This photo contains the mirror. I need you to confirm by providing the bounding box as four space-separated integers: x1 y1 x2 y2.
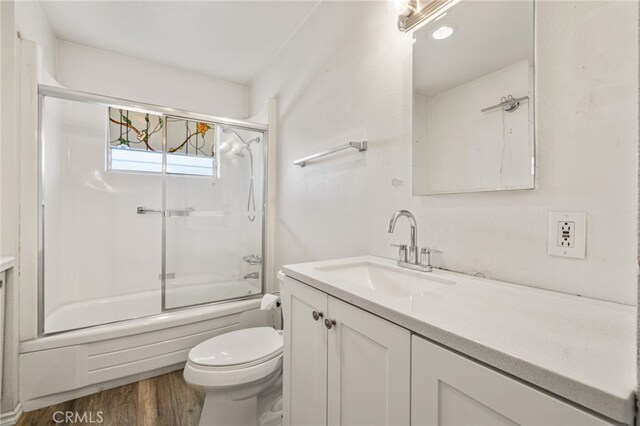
412 0 535 195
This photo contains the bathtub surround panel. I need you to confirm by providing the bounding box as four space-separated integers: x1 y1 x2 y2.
249 0 638 305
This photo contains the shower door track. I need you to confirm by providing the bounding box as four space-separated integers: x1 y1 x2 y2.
37 85 270 337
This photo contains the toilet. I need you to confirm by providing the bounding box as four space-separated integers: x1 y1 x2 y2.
184 326 283 426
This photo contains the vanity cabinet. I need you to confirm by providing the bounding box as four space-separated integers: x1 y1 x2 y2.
283 274 619 426
282 276 410 426
411 335 613 426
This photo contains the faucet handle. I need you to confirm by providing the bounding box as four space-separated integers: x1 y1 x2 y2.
421 247 442 255
420 247 442 271
390 244 408 263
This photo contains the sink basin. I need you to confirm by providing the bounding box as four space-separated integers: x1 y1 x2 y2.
316 261 454 298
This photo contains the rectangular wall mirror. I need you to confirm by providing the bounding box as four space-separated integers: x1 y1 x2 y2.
412 0 535 195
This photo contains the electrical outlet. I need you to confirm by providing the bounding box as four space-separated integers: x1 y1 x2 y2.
557 221 575 248
548 212 586 259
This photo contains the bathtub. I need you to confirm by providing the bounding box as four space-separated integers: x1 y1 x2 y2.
20 278 266 411
45 277 261 334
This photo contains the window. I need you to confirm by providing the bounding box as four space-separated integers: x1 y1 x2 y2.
107 107 217 177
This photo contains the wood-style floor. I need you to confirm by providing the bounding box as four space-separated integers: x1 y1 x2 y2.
17 371 204 426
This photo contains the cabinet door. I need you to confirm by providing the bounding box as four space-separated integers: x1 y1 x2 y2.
411 335 613 426
282 276 328 426
327 296 411 426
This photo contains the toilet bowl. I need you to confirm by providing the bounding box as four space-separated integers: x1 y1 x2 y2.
184 326 283 426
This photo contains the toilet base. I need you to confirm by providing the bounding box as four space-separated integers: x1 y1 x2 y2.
200 395 258 426
195 366 283 426
199 388 283 426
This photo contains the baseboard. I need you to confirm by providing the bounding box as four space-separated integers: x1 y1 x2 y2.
0 403 23 426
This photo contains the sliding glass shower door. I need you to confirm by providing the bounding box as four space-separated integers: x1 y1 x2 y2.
41 91 265 334
164 123 265 309
42 96 164 333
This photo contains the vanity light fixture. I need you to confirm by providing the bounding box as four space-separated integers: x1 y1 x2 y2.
388 0 416 16
431 24 456 40
397 0 461 32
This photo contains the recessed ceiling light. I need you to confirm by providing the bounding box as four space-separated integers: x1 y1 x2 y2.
431 24 457 40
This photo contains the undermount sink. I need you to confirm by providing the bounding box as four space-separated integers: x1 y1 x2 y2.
316 261 455 298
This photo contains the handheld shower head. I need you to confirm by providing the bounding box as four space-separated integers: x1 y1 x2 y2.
223 127 260 149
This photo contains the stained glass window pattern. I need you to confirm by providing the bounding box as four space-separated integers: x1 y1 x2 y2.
107 107 217 177
109 108 164 152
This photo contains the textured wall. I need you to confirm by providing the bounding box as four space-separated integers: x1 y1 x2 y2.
15 1 56 75
56 40 249 119
250 1 638 305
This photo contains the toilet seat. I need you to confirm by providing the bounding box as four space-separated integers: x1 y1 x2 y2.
189 327 283 367
185 327 283 387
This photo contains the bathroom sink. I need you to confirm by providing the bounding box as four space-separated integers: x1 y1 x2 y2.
316 261 454 298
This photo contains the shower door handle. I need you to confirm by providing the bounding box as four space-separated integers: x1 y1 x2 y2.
137 207 163 215
167 207 194 217
137 207 194 216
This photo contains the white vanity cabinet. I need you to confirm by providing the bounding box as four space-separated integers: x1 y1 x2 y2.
282 276 411 426
411 335 613 426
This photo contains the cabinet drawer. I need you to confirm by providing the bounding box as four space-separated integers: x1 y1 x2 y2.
411 335 614 426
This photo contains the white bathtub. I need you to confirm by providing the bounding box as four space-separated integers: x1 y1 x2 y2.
21 284 266 411
45 277 261 334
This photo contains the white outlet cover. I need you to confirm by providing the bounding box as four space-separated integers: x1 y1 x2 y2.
548 212 586 259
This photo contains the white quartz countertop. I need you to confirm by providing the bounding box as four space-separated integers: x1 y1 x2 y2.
0 256 15 273
282 255 636 424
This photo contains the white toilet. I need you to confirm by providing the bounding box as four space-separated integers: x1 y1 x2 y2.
184 326 283 426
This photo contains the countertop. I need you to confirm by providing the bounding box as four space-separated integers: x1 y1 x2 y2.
0 256 15 273
283 255 636 424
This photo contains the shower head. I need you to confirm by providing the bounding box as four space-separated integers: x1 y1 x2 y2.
223 127 260 148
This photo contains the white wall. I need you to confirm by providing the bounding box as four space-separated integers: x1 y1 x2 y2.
250 0 638 305
56 40 249 119
15 0 56 75
0 0 21 416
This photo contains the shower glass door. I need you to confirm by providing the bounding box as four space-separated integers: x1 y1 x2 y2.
164 125 265 309
42 96 163 333
41 90 266 334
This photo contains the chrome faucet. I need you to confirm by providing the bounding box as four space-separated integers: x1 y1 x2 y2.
388 210 419 264
388 210 442 272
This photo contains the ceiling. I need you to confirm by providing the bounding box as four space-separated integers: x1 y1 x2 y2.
414 1 533 97
39 1 319 85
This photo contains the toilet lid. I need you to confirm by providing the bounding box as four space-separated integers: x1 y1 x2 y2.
189 327 283 367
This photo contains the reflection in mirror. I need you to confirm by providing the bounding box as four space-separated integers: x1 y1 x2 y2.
412 0 534 195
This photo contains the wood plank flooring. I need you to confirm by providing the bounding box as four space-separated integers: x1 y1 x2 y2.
17 371 204 426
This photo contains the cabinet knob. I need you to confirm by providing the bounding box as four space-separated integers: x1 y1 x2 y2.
312 310 324 321
324 318 336 330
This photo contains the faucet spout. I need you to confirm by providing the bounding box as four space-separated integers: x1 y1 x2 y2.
388 210 417 249
388 210 418 264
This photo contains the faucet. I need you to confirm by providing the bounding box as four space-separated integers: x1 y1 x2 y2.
388 210 419 264
387 210 441 272
243 272 259 280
